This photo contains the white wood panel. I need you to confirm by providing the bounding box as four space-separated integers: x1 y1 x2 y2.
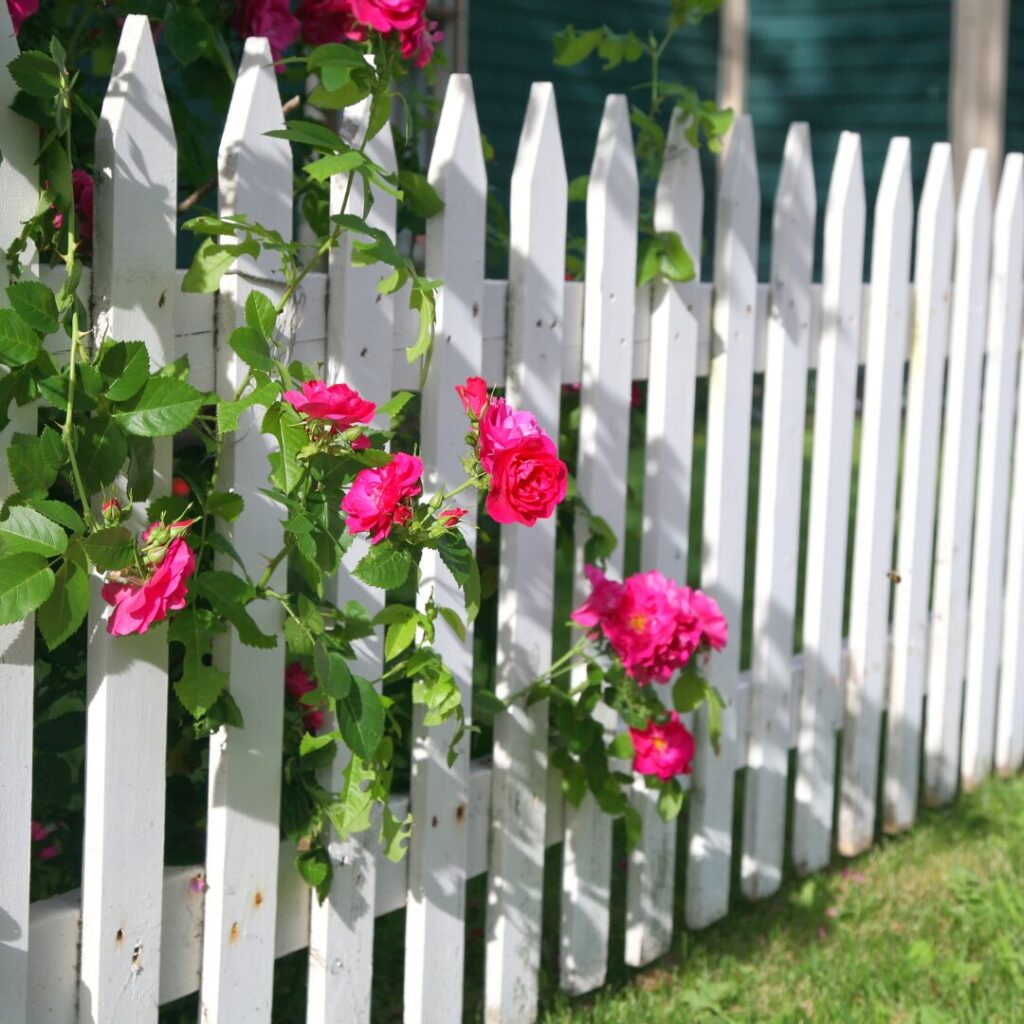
924 150 993 806
793 132 866 875
560 94 637 992
306 90 397 1024
685 115 759 928
624 117 702 967
961 153 1024 788
78 18 176 1024
484 82 566 1023
742 123 815 899
404 73 486 1024
0 6 40 1020
200 39 290 1024
838 138 913 857
882 144 955 833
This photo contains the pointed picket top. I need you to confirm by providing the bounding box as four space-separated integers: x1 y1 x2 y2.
824 132 866 255
771 122 816 295
875 137 913 247
511 81 567 205
961 152 1024 789
719 114 760 226
218 37 290 276
924 146 992 807
654 114 703 265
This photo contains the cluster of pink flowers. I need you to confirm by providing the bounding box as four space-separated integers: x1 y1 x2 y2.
342 451 423 543
628 712 695 781
458 376 569 528
285 662 325 732
7 0 37 34
101 520 196 637
283 378 375 447
235 0 442 66
31 820 59 862
52 169 95 242
572 565 727 685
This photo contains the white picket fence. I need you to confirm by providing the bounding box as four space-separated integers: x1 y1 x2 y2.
2 12 1024 1024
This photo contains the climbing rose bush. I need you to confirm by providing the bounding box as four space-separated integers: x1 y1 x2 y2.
343 451 424 543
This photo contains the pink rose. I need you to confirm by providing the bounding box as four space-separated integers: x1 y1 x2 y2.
455 376 489 418
296 0 439 65
30 820 59 861
53 170 94 241
342 451 422 544
234 0 301 62
101 536 195 636
690 588 728 651
7 0 38 34
282 379 376 431
285 661 325 733
629 712 695 780
486 434 567 527
477 396 544 473
296 0 360 45
440 507 467 528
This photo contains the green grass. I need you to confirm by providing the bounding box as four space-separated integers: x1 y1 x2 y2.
531 774 1024 1024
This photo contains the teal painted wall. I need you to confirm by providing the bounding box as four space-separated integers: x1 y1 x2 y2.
1008 1 1024 158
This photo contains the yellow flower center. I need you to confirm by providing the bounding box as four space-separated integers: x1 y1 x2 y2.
652 737 667 752
629 613 647 631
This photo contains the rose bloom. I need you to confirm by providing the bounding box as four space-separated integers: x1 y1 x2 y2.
629 712 695 781
31 820 59 862
285 662 324 733
455 376 489 418
7 0 38 34
296 0 440 65
477 396 544 473
440 506 467 528
53 170 95 241
171 476 191 497
101 535 196 637
234 0 300 62
282 379 376 431
572 566 728 684
486 434 567 527
342 451 422 544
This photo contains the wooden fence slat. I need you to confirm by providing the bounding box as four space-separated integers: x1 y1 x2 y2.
838 138 914 857
961 153 1024 788
78 18 176 1023
0 7 41 1020
484 82 566 1023
742 122 815 899
793 132 866 875
559 94 637 992
685 115 759 928
924 149 992 806
200 38 291 1023
624 116 702 967
882 144 955 833
404 73 486 1024
306 93 397 1024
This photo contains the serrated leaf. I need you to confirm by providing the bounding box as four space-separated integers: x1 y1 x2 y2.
608 732 635 760
380 806 412 862
0 552 55 624
0 505 67 557
7 427 65 495
8 50 61 99
352 541 413 590
553 26 606 66
295 848 332 903
437 605 466 642
76 416 127 491
338 674 384 759
261 403 308 495
397 170 443 218
181 237 261 293
37 555 89 649
205 491 244 521
305 151 365 181
100 341 151 402
385 616 417 660
112 377 203 437
266 119 347 152
6 282 58 335
195 570 277 649
228 325 273 371
313 644 352 699
127 434 155 501
437 530 480 620
174 664 230 718
0 308 41 366
80 526 135 570
245 290 278 339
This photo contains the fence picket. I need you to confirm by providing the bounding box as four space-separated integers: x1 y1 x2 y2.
404 73 486 1024
686 115 759 927
624 116 702 967
961 154 1024 788
0 7 41 1020
306 93 397 1024
924 150 992 806
484 82 566 1023
838 138 913 856
200 38 291 1023
560 94 637 992
77 18 176 1023
793 133 865 874
742 122 815 899
882 144 955 833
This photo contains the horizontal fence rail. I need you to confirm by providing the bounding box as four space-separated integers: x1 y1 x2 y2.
4 14 1024 1024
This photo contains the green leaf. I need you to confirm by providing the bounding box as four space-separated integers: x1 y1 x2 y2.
6 282 58 335
34 710 85 753
352 541 413 590
8 50 61 99
217 379 279 435
623 803 643 851
567 175 590 202
228 325 273 371
437 530 480 620
195 571 278 649
295 847 333 903
80 526 135 570
265 119 347 152
305 151 365 181
0 505 67 557
654 230 695 282
181 238 261 293
170 608 230 716
112 377 204 437
127 435 155 501
338 674 385 759
608 732 635 760
174 664 230 718
37 555 90 649
205 491 244 521
0 309 41 366
367 90 392 141
163 5 207 66
553 26 606 66
0 552 55 624
385 615 418 660
7 427 65 495
380 806 413 862
76 416 128 492
437 605 466 642
706 684 726 756
261 403 308 494
245 290 278 339
314 644 352 699
100 341 151 402
672 664 707 714
25 499 84 533
657 780 685 822
375 390 414 424
397 170 443 218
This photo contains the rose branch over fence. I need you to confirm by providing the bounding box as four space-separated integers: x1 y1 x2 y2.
3 12 1024 1024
